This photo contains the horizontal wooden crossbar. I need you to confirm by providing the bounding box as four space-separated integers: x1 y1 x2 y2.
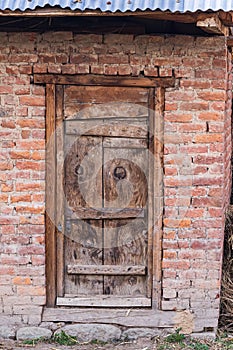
67 208 145 220
67 264 146 275
57 295 151 307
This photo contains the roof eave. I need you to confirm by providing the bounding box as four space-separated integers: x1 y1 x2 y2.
0 7 232 22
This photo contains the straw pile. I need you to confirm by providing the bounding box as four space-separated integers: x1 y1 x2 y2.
219 205 233 332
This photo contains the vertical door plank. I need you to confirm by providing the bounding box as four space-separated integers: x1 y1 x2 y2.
56 85 65 297
63 134 104 295
64 219 103 295
45 84 56 307
103 146 149 297
147 88 155 299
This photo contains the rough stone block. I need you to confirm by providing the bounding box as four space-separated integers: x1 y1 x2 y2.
16 327 52 341
56 324 121 342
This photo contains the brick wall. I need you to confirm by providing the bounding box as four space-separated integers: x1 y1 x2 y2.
0 32 231 332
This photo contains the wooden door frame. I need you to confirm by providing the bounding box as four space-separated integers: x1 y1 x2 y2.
34 74 175 312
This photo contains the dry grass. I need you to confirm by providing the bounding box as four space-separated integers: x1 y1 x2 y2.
219 205 233 333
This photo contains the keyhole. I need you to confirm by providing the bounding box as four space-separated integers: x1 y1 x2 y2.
113 166 126 180
74 165 83 176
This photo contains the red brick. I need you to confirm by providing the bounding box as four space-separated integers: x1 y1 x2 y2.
193 166 208 175
102 54 129 64
164 113 192 123
21 130 31 139
91 65 104 75
16 140 45 150
118 65 132 75
193 155 223 164
193 176 223 186
19 96 45 106
163 230 176 239
165 102 178 111
164 178 192 187
0 194 8 202
192 196 222 207
208 188 222 197
75 64 90 74
13 277 32 285
194 133 223 143
179 208 205 218
9 54 37 64
17 286 45 296
0 161 13 170
208 208 222 217
1 183 13 192
163 251 177 259
179 145 208 154
55 53 69 64
31 255 45 265
193 219 222 228
165 197 190 206
19 65 32 75
0 216 19 225
38 54 55 63
159 68 173 77
61 64 76 74
210 101 226 111
163 218 191 228
11 195 31 203
180 102 209 111
15 87 31 95
144 67 158 77
164 167 178 176
47 64 62 74
104 65 118 75
18 245 45 255
197 91 226 101
33 64 48 74
1 120 15 128
209 143 224 152
180 79 211 89
178 123 206 132
6 66 19 75
10 151 30 159
15 183 44 192
17 119 44 129
0 86 13 94
70 54 98 64
208 123 224 133
162 260 190 270
31 151 45 160
195 69 225 79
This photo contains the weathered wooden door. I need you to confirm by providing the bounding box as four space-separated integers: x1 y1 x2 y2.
54 84 155 307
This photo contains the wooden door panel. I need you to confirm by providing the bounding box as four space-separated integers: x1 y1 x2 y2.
64 86 149 118
65 119 148 139
64 219 103 295
103 218 148 297
64 135 102 210
103 137 148 149
57 84 154 307
103 147 148 209
64 103 149 120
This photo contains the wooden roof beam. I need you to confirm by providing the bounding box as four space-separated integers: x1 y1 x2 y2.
196 13 229 35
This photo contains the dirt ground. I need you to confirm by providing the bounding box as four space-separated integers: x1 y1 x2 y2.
1 335 233 350
0 338 155 350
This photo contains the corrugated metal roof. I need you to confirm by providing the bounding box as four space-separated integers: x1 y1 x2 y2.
1 0 233 13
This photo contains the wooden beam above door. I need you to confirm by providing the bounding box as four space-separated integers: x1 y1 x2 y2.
33 74 175 88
